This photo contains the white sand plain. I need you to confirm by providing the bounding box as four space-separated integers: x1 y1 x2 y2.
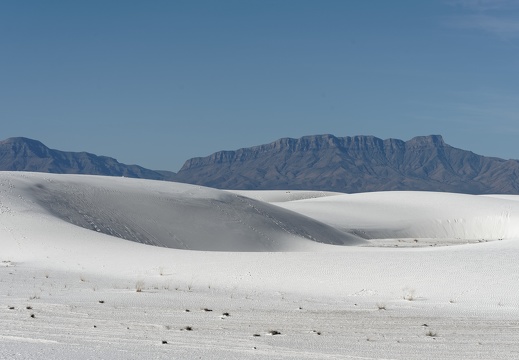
1 172 518 359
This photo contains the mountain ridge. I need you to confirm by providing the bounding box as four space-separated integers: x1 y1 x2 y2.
0 137 173 180
2 135 519 194
174 134 519 194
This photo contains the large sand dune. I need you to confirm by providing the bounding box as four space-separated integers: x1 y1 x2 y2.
1 172 518 359
275 191 519 241
3 172 362 251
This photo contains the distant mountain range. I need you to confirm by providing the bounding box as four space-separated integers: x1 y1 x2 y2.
0 137 176 181
2 135 519 194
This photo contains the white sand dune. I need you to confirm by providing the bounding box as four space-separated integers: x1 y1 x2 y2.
1 172 518 359
484 194 519 202
4 172 361 251
276 191 519 241
226 190 343 203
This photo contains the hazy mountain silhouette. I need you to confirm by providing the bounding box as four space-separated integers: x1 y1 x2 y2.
174 134 519 194
2 135 519 194
0 137 173 180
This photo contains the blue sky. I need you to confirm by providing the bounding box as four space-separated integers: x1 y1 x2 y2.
1 0 519 171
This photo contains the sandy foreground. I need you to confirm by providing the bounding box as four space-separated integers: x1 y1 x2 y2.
1 172 518 359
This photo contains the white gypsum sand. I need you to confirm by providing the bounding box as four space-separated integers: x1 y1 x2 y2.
0 172 518 359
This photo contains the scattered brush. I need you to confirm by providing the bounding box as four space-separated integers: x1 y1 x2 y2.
425 330 437 337
403 288 416 301
135 280 145 293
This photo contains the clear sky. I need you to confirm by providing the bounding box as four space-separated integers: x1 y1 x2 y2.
1 0 518 171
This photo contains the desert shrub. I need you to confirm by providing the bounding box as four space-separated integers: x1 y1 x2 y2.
425 330 437 337
135 280 145 292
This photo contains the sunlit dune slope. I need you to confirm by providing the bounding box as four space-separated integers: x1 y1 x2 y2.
277 191 519 240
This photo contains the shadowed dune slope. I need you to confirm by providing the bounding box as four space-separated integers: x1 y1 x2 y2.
6 173 363 251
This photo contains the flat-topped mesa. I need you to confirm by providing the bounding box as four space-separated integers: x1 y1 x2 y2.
175 134 519 194
180 135 448 170
180 135 389 170
405 135 446 148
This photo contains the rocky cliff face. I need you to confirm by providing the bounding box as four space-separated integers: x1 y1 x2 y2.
0 137 170 180
174 134 519 194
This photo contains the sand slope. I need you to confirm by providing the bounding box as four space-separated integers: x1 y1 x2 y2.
1 172 518 359
276 191 519 240
1 172 362 252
